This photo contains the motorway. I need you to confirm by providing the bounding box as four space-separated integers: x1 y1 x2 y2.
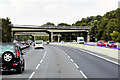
1 44 119 80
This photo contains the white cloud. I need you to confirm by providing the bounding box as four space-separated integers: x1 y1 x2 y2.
0 0 119 25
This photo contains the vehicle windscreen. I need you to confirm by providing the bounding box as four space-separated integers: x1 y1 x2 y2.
0 44 15 54
79 39 84 41
99 41 104 43
109 41 115 43
36 41 43 44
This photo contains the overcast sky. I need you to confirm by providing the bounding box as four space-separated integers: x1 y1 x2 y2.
0 0 119 25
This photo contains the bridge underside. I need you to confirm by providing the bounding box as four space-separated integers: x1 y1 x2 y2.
12 26 90 42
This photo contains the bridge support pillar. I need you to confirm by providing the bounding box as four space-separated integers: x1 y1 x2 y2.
32 36 35 42
11 31 15 41
58 35 60 42
87 33 90 42
49 32 53 42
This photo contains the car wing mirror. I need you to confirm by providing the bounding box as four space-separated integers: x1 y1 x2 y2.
22 52 26 55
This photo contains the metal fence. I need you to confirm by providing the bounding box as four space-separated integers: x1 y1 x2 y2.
14 25 91 30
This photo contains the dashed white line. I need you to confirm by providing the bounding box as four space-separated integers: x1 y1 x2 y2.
70 59 74 62
62 49 87 79
40 59 43 63
29 71 35 79
80 49 120 65
29 48 47 79
36 64 40 69
42 56 45 59
80 70 88 79
68 55 70 58
74 63 79 69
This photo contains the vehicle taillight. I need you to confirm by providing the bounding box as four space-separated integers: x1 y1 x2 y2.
16 50 20 57
13 63 17 66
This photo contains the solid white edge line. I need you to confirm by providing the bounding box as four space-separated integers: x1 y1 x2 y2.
74 63 79 68
70 59 74 62
29 71 35 79
36 64 40 69
79 49 120 65
80 70 88 79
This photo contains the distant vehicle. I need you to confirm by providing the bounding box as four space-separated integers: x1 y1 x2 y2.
47 41 49 44
107 41 117 48
13 40 17 43
34 40 44 49
77 37 84 44
72 40 77 43
21 41 25 44
27 40 32 45
0 43 26 74
97 41 106 46
60 40 64 43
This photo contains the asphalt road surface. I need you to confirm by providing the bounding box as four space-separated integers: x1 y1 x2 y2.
1 44 119 80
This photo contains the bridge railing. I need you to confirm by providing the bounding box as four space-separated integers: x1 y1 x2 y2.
13 25 91 30
39 26 91 29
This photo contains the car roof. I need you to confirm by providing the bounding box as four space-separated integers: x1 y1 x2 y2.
35 40 43 42
108 41 115 42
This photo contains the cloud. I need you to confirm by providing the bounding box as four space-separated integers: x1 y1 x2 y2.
0 0 119 25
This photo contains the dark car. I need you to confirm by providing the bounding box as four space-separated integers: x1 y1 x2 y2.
97 41 106 46
0 43 26 74
107 41 117 48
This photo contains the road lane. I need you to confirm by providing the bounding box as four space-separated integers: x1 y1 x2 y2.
2 45 84 79
32 45 83 78
2 46 46 78
52 45 119 78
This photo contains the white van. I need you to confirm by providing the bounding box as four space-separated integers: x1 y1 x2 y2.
77 37 84 44
34 40 44 49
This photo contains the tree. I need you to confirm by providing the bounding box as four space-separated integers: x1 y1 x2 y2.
57 23 71 26
2 17 12 42
41 22 55 27
110 31 119 42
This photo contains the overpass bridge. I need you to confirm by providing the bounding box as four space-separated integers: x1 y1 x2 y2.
12 25 91 42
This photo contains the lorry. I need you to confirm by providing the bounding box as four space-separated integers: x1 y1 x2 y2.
77 37 84 44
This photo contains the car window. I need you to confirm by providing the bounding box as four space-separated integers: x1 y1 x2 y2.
109 42 115 43
0 45 15 54
99 41 104 43
35 41 43 44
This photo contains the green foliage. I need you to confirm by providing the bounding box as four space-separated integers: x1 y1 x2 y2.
41 22 55 27
35 36 49 41
72 8 120 42
110 31 119 42
57 23 71 26
1 17 12 42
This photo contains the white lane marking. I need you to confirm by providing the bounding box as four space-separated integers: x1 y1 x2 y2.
68 55 70 58
70 59 74 62
29 48 47 79
79 49 120 65
40 59 43 63
36 64 40 69
29 71 35 79
80 70 88 79
42 56 45 59
74 63 79 69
